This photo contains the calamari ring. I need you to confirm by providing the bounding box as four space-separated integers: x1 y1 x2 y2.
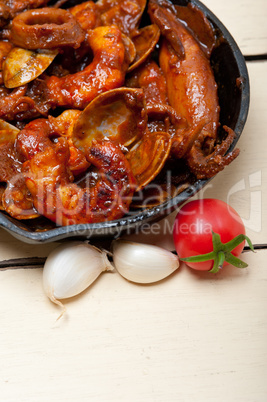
10 8 85 50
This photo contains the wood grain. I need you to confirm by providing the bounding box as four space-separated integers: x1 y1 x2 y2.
118 61 267 249
0 249 265 402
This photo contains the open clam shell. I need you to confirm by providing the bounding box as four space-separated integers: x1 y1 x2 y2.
3 47 58 88
72 87 147 151
131 182 190 209
127 131 172 191
128 24 161 72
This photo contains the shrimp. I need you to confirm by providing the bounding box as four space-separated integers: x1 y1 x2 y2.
17 117 136 225
45 25 129 110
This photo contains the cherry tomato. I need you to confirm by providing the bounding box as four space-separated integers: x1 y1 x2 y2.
173 198 249 271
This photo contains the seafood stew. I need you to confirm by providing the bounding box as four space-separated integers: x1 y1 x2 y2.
0 0 249 242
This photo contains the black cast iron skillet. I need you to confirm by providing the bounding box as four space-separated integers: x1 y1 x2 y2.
0 0 250 243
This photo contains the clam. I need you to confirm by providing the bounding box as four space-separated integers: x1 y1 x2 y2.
131 182 189 209
2 47 58 88
0 119 19 143
126 131 172 191
128 25 160 72
72 87 147 151
122 34 136 66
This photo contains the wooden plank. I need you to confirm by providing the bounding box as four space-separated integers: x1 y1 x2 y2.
202 0 267 56
0 248 265 401
0 3 266 401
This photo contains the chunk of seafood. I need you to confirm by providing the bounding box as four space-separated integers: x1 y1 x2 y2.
149 1 220 138
0 40 13 69
22 137 136 225
3 47 58 88
122 34 136 66
2 176 40 219
72 87 147 150
16 118 55 160
126 58 185 135
48 109 81 139
186 125 239 179
0 85 47 122
69 0 102 32
10 7 85 49
16 111 89 176
2 0 49 20
0 184 5 210
17 117 136 225
0 3 10 28
0 141 21 183
46 25 129 109
96 0 146 37
126 59 168 106
128 24 160 72
149 0 239 179
131 182 189 209
174 1 217 58
127 131 172 190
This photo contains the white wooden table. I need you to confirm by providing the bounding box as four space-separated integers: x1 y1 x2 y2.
0 1 267 401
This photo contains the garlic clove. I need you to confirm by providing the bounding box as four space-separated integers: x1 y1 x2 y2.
43 242 113 313
112 239 179 284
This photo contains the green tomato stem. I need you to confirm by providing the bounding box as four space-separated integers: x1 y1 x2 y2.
179 231 254 273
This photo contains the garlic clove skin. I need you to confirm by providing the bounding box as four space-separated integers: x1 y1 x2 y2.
112 239 179 284
43 242 113 305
